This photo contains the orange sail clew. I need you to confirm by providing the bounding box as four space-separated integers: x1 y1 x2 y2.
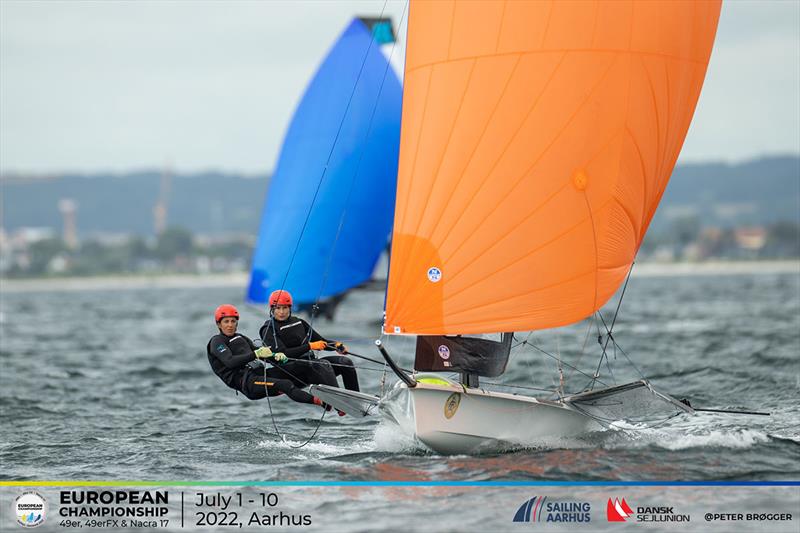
384 0 722 335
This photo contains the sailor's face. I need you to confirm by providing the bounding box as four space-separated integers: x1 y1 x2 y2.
218 317 238 336
273 305 291 321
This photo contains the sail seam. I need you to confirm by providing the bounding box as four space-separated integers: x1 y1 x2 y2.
659 58 672 210
446 0 456 60
274 16 387 301
406 49 711 75
442 122 628 288
582 190 600 315
392 64 435 297
440 196 613 308
639 53 660 241
424 54 523 249
316 9 407 307
435 51 571 260
440 54 621 278
405 58 478 268
418 266 595 332
494 1 508 53
538 0 555 49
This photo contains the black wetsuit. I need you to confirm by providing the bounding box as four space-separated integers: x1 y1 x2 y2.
259 316 359 391
206 331 315 403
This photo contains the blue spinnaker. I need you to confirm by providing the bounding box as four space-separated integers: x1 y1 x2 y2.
247 18 402 305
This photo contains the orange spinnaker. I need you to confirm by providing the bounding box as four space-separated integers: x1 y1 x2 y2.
385 0 722 335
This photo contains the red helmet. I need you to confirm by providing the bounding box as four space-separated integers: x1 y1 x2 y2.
214 304 239 323
268 290 293 308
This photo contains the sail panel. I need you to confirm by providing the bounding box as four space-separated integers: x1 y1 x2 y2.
248 18 402 305
385 0 721 334
414 334 512 378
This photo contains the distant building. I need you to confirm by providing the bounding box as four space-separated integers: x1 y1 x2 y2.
735 227 767 251
58 198 78 250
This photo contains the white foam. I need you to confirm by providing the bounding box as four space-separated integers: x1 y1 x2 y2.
658 429 770 450
371 422 424 453
254 436 373 458
602 424 770 450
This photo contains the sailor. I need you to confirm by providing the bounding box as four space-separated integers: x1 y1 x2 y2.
207 304 330 410
259 290 360 393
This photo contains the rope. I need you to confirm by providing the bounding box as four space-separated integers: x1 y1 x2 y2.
310 2 409 326
590 262 635 390
261 362 327 449
519 339 610 389
277 2 392 301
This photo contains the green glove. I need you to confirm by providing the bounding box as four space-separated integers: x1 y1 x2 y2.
273 352 288 363
254 346 273 360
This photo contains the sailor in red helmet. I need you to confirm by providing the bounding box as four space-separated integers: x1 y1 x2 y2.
207 304 329 409
259 290 360 393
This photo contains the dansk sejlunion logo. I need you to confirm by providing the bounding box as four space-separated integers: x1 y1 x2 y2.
607 497 634 522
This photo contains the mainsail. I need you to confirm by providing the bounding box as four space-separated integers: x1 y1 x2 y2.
384 1 721 335
248 18 402 306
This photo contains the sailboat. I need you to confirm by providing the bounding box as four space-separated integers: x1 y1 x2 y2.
247 17 402 315
312 0 722 454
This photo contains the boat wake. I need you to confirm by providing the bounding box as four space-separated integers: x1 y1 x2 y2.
601 421 771 450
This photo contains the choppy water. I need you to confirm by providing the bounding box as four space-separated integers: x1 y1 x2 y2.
1 268 799 530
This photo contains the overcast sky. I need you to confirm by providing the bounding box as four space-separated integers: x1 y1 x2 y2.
0 0 798 175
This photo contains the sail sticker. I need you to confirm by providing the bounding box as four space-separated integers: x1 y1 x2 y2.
438 345 450 360
427 267 442 283
444 393 460 419
393 326 401 334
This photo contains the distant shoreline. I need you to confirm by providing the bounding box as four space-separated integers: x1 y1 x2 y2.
1 260 797 293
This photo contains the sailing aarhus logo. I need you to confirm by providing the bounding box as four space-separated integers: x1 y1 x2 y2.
607 497 633 522
426 267 442 282
14 491 47 528
512 496 591 523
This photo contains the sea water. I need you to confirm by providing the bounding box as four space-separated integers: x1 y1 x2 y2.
1 267 798 531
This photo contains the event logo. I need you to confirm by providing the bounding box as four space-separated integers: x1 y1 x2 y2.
607 498 633 522
513 496 591 523
14 491 47 528
443 393 460 419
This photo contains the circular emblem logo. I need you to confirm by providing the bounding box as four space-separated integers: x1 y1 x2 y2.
14 491 46 528
438 345 450 360
444 392 461 419
427 267 442 283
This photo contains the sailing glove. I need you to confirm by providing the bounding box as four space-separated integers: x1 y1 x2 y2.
309 341 327 351
254 346 273 359
333 342 348 354
272 352 288 363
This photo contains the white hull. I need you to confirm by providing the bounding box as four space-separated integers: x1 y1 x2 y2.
379 377 600 454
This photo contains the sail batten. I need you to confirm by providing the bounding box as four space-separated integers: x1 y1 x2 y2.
384 0 721 335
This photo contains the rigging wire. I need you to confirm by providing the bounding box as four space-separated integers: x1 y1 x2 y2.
310 1 409 329
590 261 636 390
253 3 406 446
276 1 393 303
261 362 327 449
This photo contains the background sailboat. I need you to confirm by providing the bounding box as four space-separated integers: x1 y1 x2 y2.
247 17 402 315
316 0 723 454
